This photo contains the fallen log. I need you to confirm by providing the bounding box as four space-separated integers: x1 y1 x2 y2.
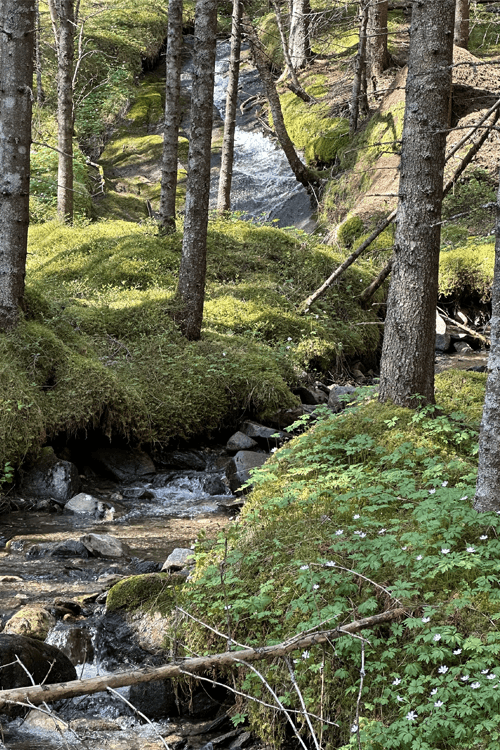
0 608 405 709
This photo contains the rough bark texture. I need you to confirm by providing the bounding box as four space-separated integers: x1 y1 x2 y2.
454 0 469 49
474 180 500 513
49 0 75 222
217 0 242 214
35 0 45 105
177 0 218 340
242 13 322 193
288 0 311 69
349 1 369 135
159 0 184 233
366 0 390 81
0 0 34 330
379 0 455 407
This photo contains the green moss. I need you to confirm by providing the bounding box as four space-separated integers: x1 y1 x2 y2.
337 215 365 248
435 370 487 426
438 238 494 304
106 573 183 615
279 91 349 165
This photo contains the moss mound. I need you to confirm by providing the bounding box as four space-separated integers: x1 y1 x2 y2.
107 573 183 615
438 238 494 305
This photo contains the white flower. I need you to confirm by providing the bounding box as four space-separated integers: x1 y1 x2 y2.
224 605 231 610
434 700 444 708
480 535 488 540
222 352 226 357
441 548 450 554
430 688 438 696
325 560 336 567
335 529 343 536
438 666 448 674
453 649 462 655
406 711 417 721
351 724 358 733
396 695 404 702
302 650 310 659
433 634 442 641
401 546 408 551
354 514 360 519
422 617 431 623
471 682 481 689
392 677 402 685
466 546 476 553
487 674 496 680
287 337 292 341
359 532 367 538
481 669 489 674
441 481 448 487
461 675 470 681
300 565 309 570
286 346 291 350
416 555 423 561
460 496 468 501
313 584 319 590
271 447 278 453
378 528 387 534
429 488 436 494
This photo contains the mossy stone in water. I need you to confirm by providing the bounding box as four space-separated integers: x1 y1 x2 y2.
106 573 184 615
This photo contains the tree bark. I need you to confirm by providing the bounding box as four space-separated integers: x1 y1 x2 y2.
35 0 45 106
242 12 322 194
474 179 500 513
366 0 390 83
0 608 405 708
288 0 311 70
159 0 184 233
217 0 242 214
349 1 369 135
378 0 455 407
49 0 75 223
0 0 35 330
454 0 469 49
177 0 218 340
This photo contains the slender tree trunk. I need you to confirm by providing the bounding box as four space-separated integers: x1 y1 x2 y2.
242 12 322 193
349 0 369 135
378 0 455 407
159 0 184 233
288 0 311 70
35 0 45 105
474 179 500 512
49 0 75 223
366 0 390 84
0 0 35 330
177 0 218 340
454 0 469 49
217 0 242 215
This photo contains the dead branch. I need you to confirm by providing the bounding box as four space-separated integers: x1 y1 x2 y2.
0 608 405 709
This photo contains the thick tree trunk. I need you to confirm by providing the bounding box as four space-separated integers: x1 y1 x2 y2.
242 12 322 193
288 0 311 70
454 0 469 49
349 1 369 135
177 0 218 340
474 180 500 513
366 0 390 83
0 0 35 330
217 0 242 214
159 0 184 233
49 0 75 223
378 0 455 407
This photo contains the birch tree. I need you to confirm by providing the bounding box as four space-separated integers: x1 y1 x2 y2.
378 0 455 406
0 0 35 330
288 0 311 70
177 0 218 340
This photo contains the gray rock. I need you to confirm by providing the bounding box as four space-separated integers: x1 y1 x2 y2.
50 540 90 559
80 533 132 559
46 623 94 665
156 450 207 471
328 384 358 411
226 450 267 493
20 447 80 503
226 431 258 452
121 487 155 500
454 340 474 354
162 547 194 571
91 447 155 481
294 386 329 405
203 474 228 495
240 420 286 447
435 332 451 352
327 389 342 413
267 406 305 429
64 492 112 519
129 679 177 719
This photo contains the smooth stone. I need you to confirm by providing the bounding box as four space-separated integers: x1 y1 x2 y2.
80 533 132 559
226 431 258 452
226 450 267 493
240 420 286 446
162 547 194 571
90 446 155 481
20 447 80 503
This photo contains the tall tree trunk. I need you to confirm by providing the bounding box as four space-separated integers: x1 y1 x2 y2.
454 0 469 49
217 0 242 215
242 12 322 193
378 0 455 407
349 1 369 135
177 0 218 340
0 0 34 330
366 0 390 84
35 0 45 105
159 0 184 233
288 0 311 70
49 0 75 223
474 179 500 513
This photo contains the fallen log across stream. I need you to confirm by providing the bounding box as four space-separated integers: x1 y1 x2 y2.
0 608 405 709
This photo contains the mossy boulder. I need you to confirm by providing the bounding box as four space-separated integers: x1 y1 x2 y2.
106 573 185 615
3 606 56 641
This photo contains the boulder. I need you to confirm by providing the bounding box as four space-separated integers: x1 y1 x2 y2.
155 450 207 471
64 492 113 519
26 539 89 559
226 451 267 493
240 420 286 448
435 311 451 352
19 447 80 503
46 622 94 665
226 431 258 452
3 606 56 640
90 447 155 481
162 547 194 571
454 340 474 354
80 533 132 559
328 384 357 411
267 406 305 429
203 474 228 495
294 386 329 405
129 678 177 719
121 487 155 500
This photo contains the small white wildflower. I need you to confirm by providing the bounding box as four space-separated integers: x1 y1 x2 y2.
441 481 448 487
401 546 408 551
354 514 360 519
335 529 343 536
315 314 319 319
466 546 476 553
224 605 231 610
453 649 462 655
287 337 292 341
430 688 438 696
471 682 481 689
487 674 496 680
406 711 417 722
392 677 402 686
461 675 470 681
271 447 278 453
302 650 310 659
441 548 450 554
325 560 336 567
378 528 387 534
286 346 291 350
222 352 226 357
396 695 404 702
429 488 436 494
480 535 488 540
422 616 431 623
434 700 444 708
359 532 367 538
416 555 423 560
313 584 320 590
351 724 358 733
293 659 300 663
300 565 309 570
433 634 442 642
460 496 468 501
481 669 489 674
438 666 448 674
